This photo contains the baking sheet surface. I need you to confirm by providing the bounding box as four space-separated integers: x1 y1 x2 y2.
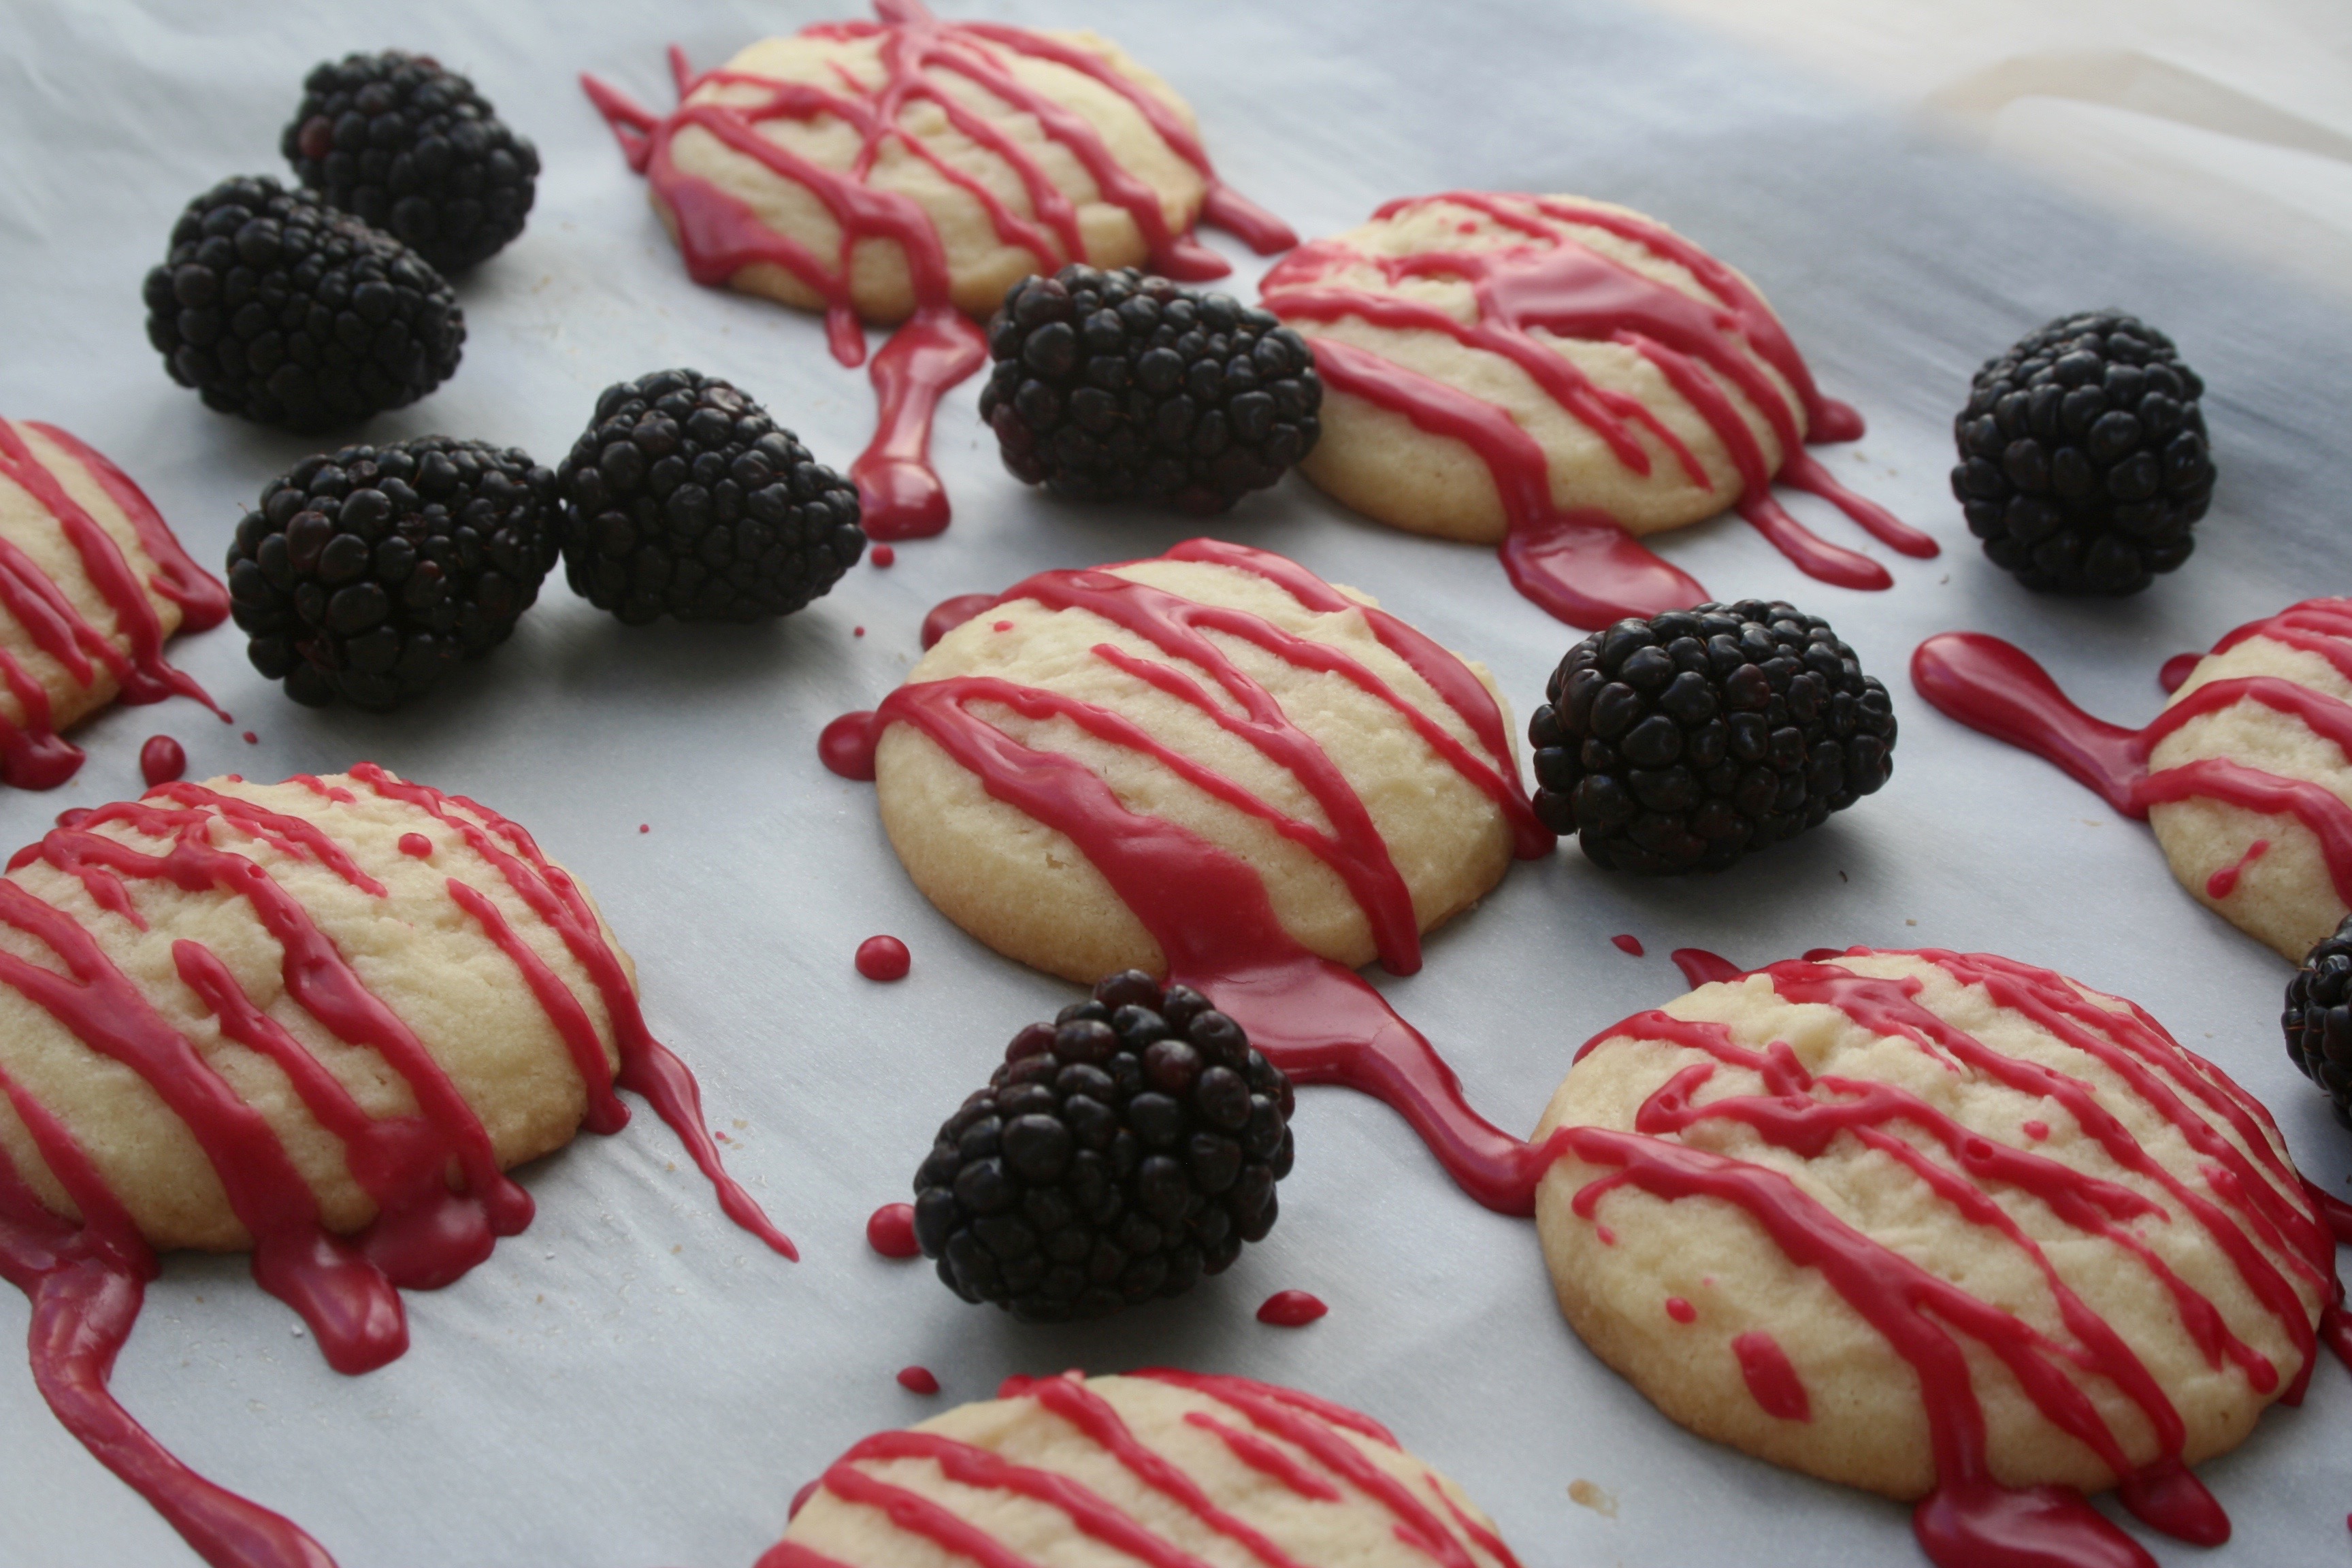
0 1 2347 1563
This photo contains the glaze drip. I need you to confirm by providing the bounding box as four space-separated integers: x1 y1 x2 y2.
1259 194 1928 627
1911 601 2352 914
0 421 227 789
0 770 789 1568
581 1 1294 542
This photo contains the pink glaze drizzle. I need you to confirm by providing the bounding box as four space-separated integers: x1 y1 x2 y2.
1912 602 2352 913
1255 1288 1328 1326
922 592 999 649
838 540 1554 1211
855 933 911 980
1670 947 1744 987
2208 838 2269 899
0 770 790 1568
1258 195 1925 627
581 1 1292 542
866 1201 919 1258
1731 1330 1810 1421
0 421 227 789
139 735 186 787
2160 652 2201 693
1554 949 2333 1567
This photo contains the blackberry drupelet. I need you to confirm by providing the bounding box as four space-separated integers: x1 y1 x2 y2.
1528 602 1897 875
1952 310 2215 596
2285 915 2352 1128
913 970 1295 1322
556 370 864 625
977 265 1321 512
226 438 558 710
142 176 464 433
284 51 540 273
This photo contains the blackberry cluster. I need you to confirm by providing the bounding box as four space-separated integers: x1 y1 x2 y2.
2285 915 2352 1128
913 971 1294 1322
978 265 1321 512
143 176 464 433
1529 602 1897 875
556 370 864 624
1952 310 2215 596
284 52 539 273
227 438 558 710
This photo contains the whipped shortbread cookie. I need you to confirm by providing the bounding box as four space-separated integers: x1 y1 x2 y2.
1533 949 2328 1516
773 1369 1520 1567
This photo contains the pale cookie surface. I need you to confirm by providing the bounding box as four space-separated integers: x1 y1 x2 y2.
871 540 1527 984
773 1369 1520 1568
0 768 634 1251
661 17 1208 323
0 419 218 762
2144 598 2352 960
1531 948 2328 1503
1260 193 1813 542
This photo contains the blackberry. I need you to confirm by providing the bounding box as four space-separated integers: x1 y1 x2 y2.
227 437 558 710
1952 310 2215 595
284 51 539 273
1528 602 1897 875
913 970 1294 1322
142 176 464 433
2285 915 2352 1128
556 370 864 625
978 265 1321 512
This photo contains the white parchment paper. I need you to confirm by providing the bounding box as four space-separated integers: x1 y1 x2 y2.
0 1 2346 1564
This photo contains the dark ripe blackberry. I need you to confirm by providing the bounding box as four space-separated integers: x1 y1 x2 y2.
142 176 464 433
556 370 864 625
912 970 1296 1322
1527 602 1897 875
226 437 558 710
2284 915 2352 1128
977 264 1321 512
1952 310 2215 596
283 51 540 273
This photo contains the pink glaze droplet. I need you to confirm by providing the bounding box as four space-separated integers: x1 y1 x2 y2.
638 823 650 835
896 1365 940 1394
871 544 896 568
855 934 911 981
1732 1329 1811 1421
992 619 1014 632
137 735 186 787
2159 653 2201 693
819 711 882 781
2023 1120 2050 1142
1665 1296 1697 1324
1671 948 1743 987
1595 1224 1616 1245
1256 1289 1328 1326
397 833 432 859
242 731 257 744
921 593 998 649
853 625 866 638
2206 838 2269 899
867 1202 919 1258
1610 933 1644 956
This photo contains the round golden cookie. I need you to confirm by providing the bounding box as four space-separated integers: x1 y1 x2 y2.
0 770 632 1252
774 1369 1518 1567
1260 193 1811 542
2143 598 2352 960
664 20 1209 324
0 419 212 749
870 544 1526 985
1531 948 2327 1503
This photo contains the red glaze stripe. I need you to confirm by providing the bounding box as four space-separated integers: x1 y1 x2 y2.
1260 194 1921 627
1184 1411 1345 1505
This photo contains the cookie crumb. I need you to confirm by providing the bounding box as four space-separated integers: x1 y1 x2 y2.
1567 1479 1616 1517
